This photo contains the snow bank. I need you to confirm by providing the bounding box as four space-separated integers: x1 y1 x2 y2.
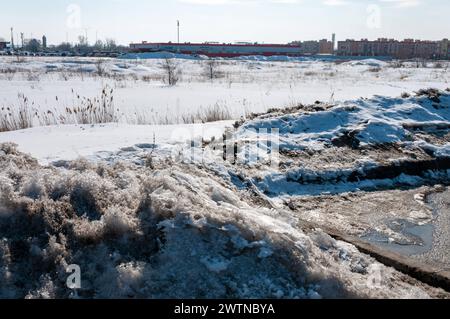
342 59 388 67
0 143 444 299
238 92 450 150
231 91 450 197
0 121 233 165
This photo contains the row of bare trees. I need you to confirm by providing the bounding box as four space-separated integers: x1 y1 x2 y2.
161 58 223 86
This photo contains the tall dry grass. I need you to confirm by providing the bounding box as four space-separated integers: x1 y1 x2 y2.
0 86 236 132
0 86 118 132
0 94 34 132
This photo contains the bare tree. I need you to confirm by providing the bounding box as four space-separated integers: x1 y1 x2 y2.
204 59 220 81
161 58 180 86
96 60 106 76
105 38 117 51
75 35 90 54
24 39 41 53
94 39 104 51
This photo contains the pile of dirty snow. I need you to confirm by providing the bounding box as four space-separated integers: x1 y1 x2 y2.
230 90 450 198
0 143 446 299
238 90 450 151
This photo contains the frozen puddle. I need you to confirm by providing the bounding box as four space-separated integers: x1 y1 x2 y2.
361 219 434 256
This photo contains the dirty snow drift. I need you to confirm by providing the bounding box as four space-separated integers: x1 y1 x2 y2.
0 143 447 299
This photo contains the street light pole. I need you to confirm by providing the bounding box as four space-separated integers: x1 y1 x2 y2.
177 20 180 44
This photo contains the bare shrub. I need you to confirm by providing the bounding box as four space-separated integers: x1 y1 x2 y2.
0 68 17 81
413 59 428 68
129 73 139 82
182 103 233 124
26 71 40 82
15 55 26 63
368 67 381 73
390 61 404 68
401 92 411 98
415 88 441 103
59 72 70 81
433 62 444 69
141 74 164 83
96 60 106 77
141 75 152 82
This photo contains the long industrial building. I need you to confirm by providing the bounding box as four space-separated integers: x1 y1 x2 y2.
131 38 449 59
129 42 306 57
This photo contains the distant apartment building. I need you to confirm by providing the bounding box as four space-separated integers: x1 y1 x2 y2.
337 38 449 59
319 39 334 54
290 39 334 55
300 41 319 54
438 38 449 58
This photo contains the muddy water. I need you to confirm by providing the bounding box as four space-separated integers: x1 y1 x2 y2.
362 188 450 270
361 220 434 256
415 190 450 270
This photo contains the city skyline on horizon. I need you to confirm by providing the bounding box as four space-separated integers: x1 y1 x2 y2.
0 0 449 46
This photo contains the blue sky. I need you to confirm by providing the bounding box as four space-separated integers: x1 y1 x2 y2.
1 0 449 45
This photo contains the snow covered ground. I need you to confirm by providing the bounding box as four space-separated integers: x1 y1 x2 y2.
0 56 449 125
0 121 232 165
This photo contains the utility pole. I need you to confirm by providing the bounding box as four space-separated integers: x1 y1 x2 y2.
21 33 24 49
10 27 14 50
177 20 180 44
84 28 89 45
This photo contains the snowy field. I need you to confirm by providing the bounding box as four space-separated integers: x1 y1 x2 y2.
0 55 450 299
0 56 449 126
